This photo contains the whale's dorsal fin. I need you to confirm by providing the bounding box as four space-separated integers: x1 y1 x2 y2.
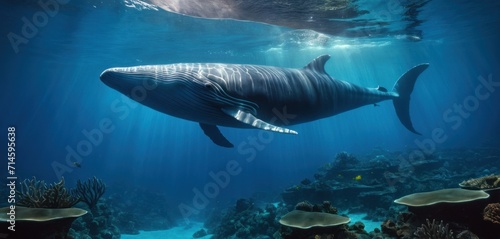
377 86 388 92
199 123 234 148
304 55 330 73
222 108 298 135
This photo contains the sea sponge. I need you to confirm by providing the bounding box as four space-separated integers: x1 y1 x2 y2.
483 203 500 225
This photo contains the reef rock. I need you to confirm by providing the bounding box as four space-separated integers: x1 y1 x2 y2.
205 198 281 239
483 203 500 225
193 228 208 238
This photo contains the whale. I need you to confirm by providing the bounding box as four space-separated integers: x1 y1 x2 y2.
100 55 429 147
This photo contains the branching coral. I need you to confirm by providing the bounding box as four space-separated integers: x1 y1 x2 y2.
483 203 500 225
76 176 106 210
334 151 359 168
414 219 454 239
17 177 80 208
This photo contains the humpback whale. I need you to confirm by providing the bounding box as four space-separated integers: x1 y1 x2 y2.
100 55 429 147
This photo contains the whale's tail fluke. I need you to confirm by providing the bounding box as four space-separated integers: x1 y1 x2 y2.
392 63 429 135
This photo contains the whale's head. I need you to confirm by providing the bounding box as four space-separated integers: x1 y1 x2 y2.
100 65 177 98
99 65 240 124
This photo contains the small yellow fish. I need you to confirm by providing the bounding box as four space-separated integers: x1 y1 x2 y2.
353 175 362 181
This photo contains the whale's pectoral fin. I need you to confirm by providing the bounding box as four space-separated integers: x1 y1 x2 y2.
222 108 298 135
199 123 234 148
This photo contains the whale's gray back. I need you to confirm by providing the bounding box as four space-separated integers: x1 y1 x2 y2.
191 58 389 125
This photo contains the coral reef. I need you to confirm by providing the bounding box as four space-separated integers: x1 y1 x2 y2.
192 229 208 238
235 198 253 212
395 189 494 238
17 177 80 208
349 221 369 235
333 151 359 169
76 176 106 212
275 201 372 239
294 200 338 214
295 200 315 211
187 147 500 239
393 183 500 238
195 148 500 239
414 219 454 239
378 212 418 238
69 185 177 238
301 178 312 185
204 199 369 239
108 186 177 233
459 174 500 190
373 212 482 239
282 147 500 223
275 147 500 238
205 198 282 239
483 203 500 225
12 176 116 238
68 199 120 239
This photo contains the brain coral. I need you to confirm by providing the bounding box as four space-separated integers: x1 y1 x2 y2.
483 203 500 225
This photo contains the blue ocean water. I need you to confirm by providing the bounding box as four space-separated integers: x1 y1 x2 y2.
1 0 500 232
